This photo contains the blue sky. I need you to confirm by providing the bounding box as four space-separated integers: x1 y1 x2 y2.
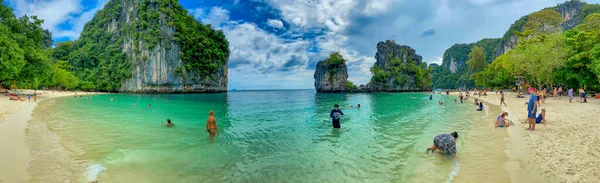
5 0 600 89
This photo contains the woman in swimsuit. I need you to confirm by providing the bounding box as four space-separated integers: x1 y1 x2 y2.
206 110 219 140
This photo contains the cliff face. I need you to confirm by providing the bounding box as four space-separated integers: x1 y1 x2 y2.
441 38 501 73
314 57 348 92
496 0 594 56
76 0 229 93
368 40 430 91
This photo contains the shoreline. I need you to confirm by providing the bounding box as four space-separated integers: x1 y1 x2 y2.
0 90 103 183
452 91 599 183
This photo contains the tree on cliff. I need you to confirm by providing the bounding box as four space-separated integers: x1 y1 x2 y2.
522 9 563 35
466 46 487 74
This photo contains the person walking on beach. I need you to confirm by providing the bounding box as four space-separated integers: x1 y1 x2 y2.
579 88 587 103
33 90 37 102
27 94 31 102
553 87 558 99
558 87 563 99
426 132 459 159
568 88 573 103
500 91 507 106
330 104 344 129
206 110 219 140
527 87 538 131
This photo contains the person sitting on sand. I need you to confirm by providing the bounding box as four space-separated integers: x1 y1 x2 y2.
162 119 174 127
516 93 524 98
206 110 219 139
10 95 25 101
426 132 459 159
476 102 484 111
536 107 546 125
496 112 510 127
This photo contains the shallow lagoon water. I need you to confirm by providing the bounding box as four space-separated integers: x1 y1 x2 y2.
27 90 509 182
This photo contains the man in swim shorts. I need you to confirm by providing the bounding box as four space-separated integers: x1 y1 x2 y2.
206 110 219 140
330 104 344 129
527 87 538 131
500 91 507 106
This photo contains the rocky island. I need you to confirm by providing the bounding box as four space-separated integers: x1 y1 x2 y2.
314 40 432 93
313 52 349 93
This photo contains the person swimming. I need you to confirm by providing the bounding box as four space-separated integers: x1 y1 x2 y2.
162 119 174 127
426 132 459 159
476 102 483 111
110 97 113 102
132 102 136 107
357 104 361 108
148 104 152 108
206 110 219 139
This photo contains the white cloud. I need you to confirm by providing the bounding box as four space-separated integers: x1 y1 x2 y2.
199 6 230 26
8 0 108 40
266 19 283 29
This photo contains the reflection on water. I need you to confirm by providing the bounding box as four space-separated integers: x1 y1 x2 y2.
26 90 510 183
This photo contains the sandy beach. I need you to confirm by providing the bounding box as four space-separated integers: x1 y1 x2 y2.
453 91 600 183
0 90 99 183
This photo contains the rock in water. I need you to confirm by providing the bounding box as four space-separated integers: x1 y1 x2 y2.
71 0 229 93
367 40 430 91
314 53 348 92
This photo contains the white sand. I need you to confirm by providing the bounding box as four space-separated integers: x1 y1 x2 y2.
0 90 99 182
464 91 600 183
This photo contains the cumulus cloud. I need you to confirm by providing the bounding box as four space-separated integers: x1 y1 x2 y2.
266 19 283 29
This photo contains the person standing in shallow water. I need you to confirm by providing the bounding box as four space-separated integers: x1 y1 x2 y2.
426 132 459 159
330 104 344 129
206 110 219 140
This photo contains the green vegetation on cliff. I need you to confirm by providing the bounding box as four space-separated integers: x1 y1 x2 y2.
369 42 431 90
53 0 229 91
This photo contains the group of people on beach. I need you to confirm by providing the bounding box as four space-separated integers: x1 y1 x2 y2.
4 89 38 102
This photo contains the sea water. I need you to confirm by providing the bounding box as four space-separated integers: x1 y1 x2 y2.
26 90 510 182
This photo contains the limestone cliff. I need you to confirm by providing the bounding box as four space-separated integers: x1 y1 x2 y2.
496 0 598 56
367 40 431 91
314 53 348 92
72 0 229 93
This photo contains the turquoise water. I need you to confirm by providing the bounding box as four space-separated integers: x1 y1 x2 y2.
28 90 492 182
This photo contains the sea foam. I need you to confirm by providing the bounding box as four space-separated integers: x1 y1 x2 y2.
86 164 106 182
447 159 460 183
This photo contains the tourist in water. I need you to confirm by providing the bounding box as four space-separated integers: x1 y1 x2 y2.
454 99 457 104
110 97 113 102
536 107 546 125
438 101 443 105
429 94 433 100
474 99 479 106
476 102 483 111
330 104 344 129
348 105 353 108
132 102 136 107
426 132 459 159
206 110 219 139
527 87 538 131
500 91 507 106
162 119 174 127
459 92 464 104
148 104 152 108
568 88 573 103
357 104 361 108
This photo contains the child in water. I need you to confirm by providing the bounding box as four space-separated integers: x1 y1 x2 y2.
162 119 174 127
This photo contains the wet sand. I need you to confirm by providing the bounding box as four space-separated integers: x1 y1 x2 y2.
0 90 100 183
